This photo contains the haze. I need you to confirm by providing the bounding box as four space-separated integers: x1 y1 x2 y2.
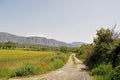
0 0 120 43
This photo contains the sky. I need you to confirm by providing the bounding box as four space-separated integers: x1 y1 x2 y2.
0 0 120 43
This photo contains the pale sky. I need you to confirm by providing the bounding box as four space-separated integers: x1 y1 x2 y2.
0 0 120 43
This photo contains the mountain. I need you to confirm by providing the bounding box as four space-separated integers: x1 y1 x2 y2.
0 32 84 47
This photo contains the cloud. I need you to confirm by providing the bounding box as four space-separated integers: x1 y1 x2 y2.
29 34 51 39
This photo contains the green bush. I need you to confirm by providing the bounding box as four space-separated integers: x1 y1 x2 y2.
14 64 39 76
110 65 120 80
91 63 113 76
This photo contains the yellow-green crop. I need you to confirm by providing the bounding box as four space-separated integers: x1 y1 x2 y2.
0 50 54 70
0 50 70 79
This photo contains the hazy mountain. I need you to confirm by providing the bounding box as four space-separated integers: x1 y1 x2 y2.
0 32 85 47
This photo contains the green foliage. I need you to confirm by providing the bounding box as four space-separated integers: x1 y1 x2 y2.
92 64 120 80
76 27 120 80
0 41 16 49
93 75 111 80
85 28 120 69
91 63 113 80
0 43 1 48
110 65 120 80
22 45 52 51
60 46 70 53
91 63 113 76
86 43 112 69
0 69 15 79
52 59 64 69
96 28 113 44
71 55 76 65
75 44 93 62
14 64 39 76
111 42 120 68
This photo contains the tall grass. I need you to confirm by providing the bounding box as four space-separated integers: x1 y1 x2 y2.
71 55 76 65
0 50 70 79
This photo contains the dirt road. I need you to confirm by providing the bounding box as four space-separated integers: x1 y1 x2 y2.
10 54 91 80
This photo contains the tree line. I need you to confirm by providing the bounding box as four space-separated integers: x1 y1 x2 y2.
0 41 71 53
0 41 16 49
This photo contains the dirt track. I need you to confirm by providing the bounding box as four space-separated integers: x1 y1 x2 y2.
10 54 91 80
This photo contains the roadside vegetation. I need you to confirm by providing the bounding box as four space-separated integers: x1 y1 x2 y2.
0 45 71 79
76 26 120 80
71 55 76 65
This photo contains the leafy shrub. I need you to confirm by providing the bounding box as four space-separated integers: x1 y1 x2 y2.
14 64 39 76
91 63 113 76
91 63 114 80
110 65 120 80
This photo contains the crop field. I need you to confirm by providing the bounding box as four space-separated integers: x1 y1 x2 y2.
0 50 69 79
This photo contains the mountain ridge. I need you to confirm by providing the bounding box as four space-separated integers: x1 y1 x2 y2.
0 32 85 47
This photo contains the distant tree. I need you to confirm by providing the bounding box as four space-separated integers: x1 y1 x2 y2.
0 43 1 48
60 46 70 53
76 44 93 62
2 41 16 49
41 47 50 51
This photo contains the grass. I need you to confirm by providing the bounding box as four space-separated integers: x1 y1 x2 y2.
0 50 53 70
0 50 70 79
71 55 76 65
40 78 47 80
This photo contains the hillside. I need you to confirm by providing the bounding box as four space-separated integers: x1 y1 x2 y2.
0 32 84 47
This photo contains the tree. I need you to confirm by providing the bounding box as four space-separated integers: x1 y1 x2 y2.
76 44 93 62
60 46 70 53
86 27 118 69
95 28 113 44
111 42 120 68
0 43 1 48
2 41 16 49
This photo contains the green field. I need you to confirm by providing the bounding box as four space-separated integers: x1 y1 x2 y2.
0 50 70 79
